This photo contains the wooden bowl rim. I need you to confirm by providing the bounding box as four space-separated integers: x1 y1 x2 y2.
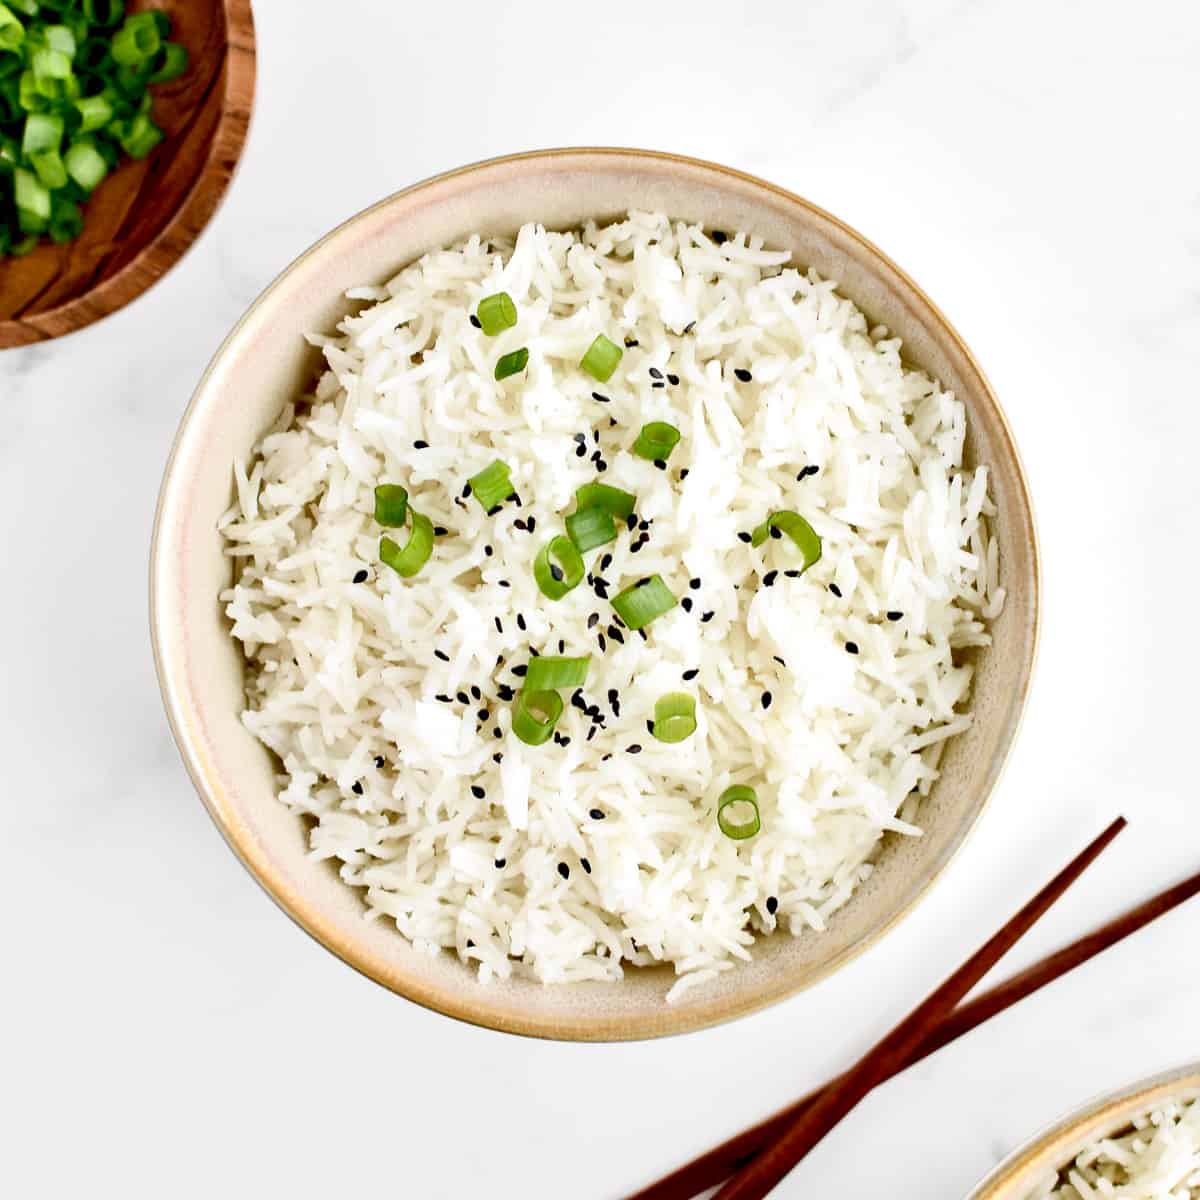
0 0 256 349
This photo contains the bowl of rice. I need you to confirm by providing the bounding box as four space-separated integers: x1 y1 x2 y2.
150 148 1039 1040
968 1064 1200 1198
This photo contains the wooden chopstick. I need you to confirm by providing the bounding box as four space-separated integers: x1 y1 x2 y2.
705 816 1127 1200
631 847 1200 1200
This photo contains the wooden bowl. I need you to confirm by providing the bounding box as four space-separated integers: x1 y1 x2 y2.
150 149 1041 1041
0 0 255 349
967 1063 1200 1198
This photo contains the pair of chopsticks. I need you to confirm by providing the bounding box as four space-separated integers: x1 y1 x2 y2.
632 817 1200 1200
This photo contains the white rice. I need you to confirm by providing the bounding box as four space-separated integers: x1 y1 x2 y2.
219 212 1003 1001
1024 1097 1200 1198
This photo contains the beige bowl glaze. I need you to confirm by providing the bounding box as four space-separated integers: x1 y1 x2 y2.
967 1064 1200 1198
151 148 1040 1041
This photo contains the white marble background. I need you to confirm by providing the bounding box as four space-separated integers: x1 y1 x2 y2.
3 1 1198 1196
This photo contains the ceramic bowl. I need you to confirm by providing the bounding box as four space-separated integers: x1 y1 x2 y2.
967 1063 1200 1198
150 148 1040 1041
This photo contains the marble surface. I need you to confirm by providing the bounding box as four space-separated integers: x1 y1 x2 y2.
4 1 1198 1196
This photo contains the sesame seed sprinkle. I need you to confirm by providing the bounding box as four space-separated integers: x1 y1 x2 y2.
413 440 429 449
829 583 843 598
351 781 363 795
353 569 368 584
845 641 860 655
761 691 773 709
557 862 570 880
887 610 903 621
682 668 699 680
471 784 485 799
734 368 753 383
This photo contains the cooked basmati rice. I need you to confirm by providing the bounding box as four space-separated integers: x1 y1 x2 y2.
1023 1096 1200 1198
219 212 1003 1000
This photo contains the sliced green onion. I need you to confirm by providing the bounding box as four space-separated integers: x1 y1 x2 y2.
14 165 50 231
75 90 113 131
83 0 126 27
580 333 622 383
41 23 77 57
494 347 528 381
476 291 517 336
524 655 590 692
512 688 563 747
574 481 635 520
111 13 158 66
533 535 584 600
468 459 515 511
6 0 39 15
652 693 697 743
632 421 681 463
373 484 408 528
0 7 25 53
750 510 822 574
610 574 676 631
147 39 185 83
379 510 434 578
116 110 159 157
717 785 761 840
48 192 81 242
30 146 65 187
565 505 616 554
21 110 61 155
63 138 106 189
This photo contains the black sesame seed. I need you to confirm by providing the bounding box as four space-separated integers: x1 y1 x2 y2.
596 461 608 472
652 381 665 389
600 554 613 572
887 610 903 621
516 613 527 632
591 391 611 403
683 321 696 334
638 629 648 642
667 373 680 386
514 518 527 532
494 857 506 868
590 808 606 820
573 432 587 444
413 439 429 449
601 754 613 762
761 691 773 709
513 665 527 677
627 744 642 754
763 570 778 588
477 708 489 722
493 727 503 739
737 531 752 544
770 525 782 539
648 367 663 380
804 464 820 477
484 544 494 557
470 784 485 799
734 368 752 383
608 626 625 644
557 862 570 880
550 564 564 582
470 685 482 700
353 569 369 584
375 756 385 768
351 781 363 795
829 583 843 598
497 684 514 702
784 570 801 579
711 230 728 244
598 634 607 652
488 505 502 516
436 693 452 703
624 337 639 348
574 444 586 458
456 691 469 704
845 641 860 655
681 597 694 612
493 752 503 765
679 468 690 480
654 459 667 470
772 656 786 667
625 513 638 532
700 611 715 623
494 617 504 635
469 314 482 328
581 857 592 874
639 519 651 531
434 526 449 537
682 668 699 681
461 484 472 499
689 578 701 590
586 725 598 741
766 895 779 914
529 647 540 656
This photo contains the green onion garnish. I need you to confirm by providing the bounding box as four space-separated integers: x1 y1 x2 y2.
632 421 681 463
0 2 188 255
651 693 697 743
717 785 761 840
476 291 517 336
575 481 636 519
512 688 563 747
468 460 516 511
580 334 622 383
750 510 822 574
565 505 617 554
534 535 584 600
379 510 433 578
494 347 529 381
523 655 590 692
373 484 408 528
611 574 676 630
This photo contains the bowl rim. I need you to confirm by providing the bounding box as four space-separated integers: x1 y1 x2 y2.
0 0 257 349
150 146 1042 1041
966 1062 1200 1198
